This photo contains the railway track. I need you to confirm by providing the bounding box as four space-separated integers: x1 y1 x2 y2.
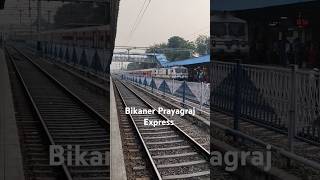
125 78 320 159
6 46 110 180
118 78 211 149
114 87 154 180
21 48 109 120
121 78 320 179
6 48 68 180
34 52 319 179
211 111 320 179
113 79 234 180
14 45 316 179
122 79 210 125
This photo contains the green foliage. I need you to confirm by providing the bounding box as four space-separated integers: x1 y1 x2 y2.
167 36 188 48
195 35 210 55
146 43 167 53
146 35 209 61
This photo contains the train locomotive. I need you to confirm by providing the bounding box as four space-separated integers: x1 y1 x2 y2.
127 66 188 80
211 12 249 58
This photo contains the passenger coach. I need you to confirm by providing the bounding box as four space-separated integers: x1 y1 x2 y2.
127 66 188 80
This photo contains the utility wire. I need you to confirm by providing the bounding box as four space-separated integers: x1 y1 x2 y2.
131 0 151 34
128 0 147 36
127 0 151 43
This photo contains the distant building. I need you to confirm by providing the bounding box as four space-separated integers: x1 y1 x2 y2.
233 1 320 43
211 0 320 65
163 55 210 82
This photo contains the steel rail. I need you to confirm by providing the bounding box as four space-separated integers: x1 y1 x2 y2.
12 46 110 127
116 79 211 160
211 120 320 171
211 105 320 147
122 75 301 145
21 45 109 93
5 47 74 180
113 80 163 180
21 45 109 85
7 45 113 179
57 60 109 84
118 77 320 171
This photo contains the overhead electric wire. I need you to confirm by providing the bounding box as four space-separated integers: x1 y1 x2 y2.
127 0 151 43
127 0 148 41
129 0 148 34
131 0 151 34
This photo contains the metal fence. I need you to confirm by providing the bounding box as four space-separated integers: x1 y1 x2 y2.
122 75 210 108
25 41 112 73
211 60 320 143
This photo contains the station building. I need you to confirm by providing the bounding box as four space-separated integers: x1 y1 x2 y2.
232 0 320 65
163 55 210 82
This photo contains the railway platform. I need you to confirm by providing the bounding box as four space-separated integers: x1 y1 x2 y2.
110 78 127 180
0 48 25 180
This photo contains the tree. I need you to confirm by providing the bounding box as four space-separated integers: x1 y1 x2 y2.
195 35 209 55
167 36 195 50
146 43 167 53
146 36 195 61
168 36 187 48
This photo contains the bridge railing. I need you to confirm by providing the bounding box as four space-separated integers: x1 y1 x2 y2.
211 60 320 143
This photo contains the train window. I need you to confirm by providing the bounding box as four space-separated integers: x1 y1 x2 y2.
212 22 227 37
175 68 186 73
229 23 245 37
166 69 168 75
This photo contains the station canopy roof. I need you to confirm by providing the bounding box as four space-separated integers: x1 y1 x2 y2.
211 0 316 11
163 55 209 67
229 0 320 23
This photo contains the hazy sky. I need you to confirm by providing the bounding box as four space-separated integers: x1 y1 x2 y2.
115 0 210 47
